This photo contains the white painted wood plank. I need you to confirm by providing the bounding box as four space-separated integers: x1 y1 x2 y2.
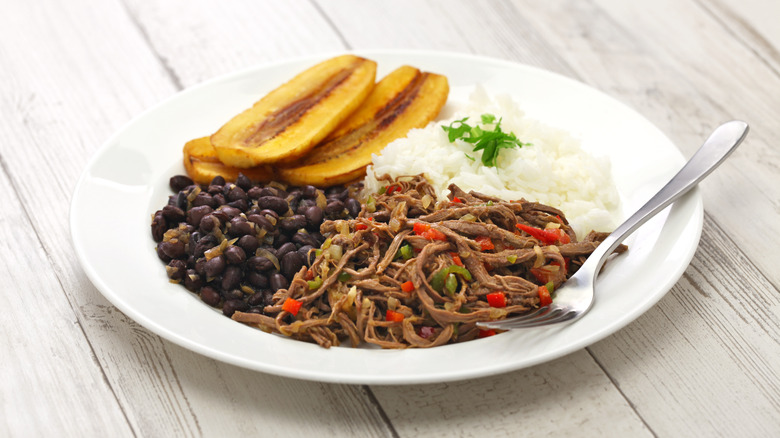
121 0 348 87
0 165 133 437
372 349 652 438
589 215 780 436
1 0 391 436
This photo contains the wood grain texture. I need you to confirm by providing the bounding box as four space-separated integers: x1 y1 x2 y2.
0 163 132 436
1 0 387 436
372 349 652 438
2 0 779 436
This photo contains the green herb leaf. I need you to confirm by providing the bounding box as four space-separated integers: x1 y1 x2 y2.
441 114 531 167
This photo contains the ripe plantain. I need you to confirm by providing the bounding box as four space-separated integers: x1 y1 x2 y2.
276 66 449 187
211 55 376 167
183 136 274 185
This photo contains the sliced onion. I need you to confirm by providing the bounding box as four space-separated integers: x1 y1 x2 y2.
256 248 280 271
459 213 477 222
328 244 343 262
388 296 399 310
316 190 328 209
533 245 544 268
422 194 433 209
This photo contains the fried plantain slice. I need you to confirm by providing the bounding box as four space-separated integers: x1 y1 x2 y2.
277 68 449 187
211 55 376 167
183 136 274 185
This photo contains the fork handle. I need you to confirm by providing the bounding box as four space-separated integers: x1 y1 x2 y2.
588 120 749 274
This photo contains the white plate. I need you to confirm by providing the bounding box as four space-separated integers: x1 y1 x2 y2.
70 50 702 385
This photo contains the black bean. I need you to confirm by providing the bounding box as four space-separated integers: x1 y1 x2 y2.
183 270 203 292
247 186 264 199
303 206 323 229
193 235 217 258
161 205 186 223
159 238 186 259
166 259 186 281
199 214 218 233
273 232 290 248
221 266 242 290
247 214 274 232
235 173 251 191
257 196 289 215
228 217 253 237
222 299 248 317
156 245 172 262
211 210 229 225
295 199 315 214
169 175 194 192
207 184 223 195
224 245 246 265
213 193 226 206
279 215 306 232
324 200 345 217
270 272 289 291
300 245 317 265
310 231 325 244
276 242 297 259
256 187 277 198
346 198 361 218
247 291 266 306
281 251 306 280
187 205 213 227
192 192 217 209
292 232 318 248
151 211 167 242
168 192 188 210
236 235 259 254
226 185 247 202
219 206 241 219
259 209 279 220
247 256 274 272
200 286 221 307
302 185 318 199
194 257 207 276
186 254 197 268
210 175 226 187
261 289 275 307
246 271 269 288
204 255 226 277
221 288 243 301
227 198 248 212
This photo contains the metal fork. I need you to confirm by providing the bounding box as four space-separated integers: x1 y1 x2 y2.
477 120 749 330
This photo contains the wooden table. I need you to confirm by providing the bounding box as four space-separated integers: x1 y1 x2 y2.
4 1 779 436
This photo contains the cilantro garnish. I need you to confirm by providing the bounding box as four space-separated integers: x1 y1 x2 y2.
441 113 531 167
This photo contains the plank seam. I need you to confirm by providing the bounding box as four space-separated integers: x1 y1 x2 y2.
586 347 659 438
362 385 400 438
118 0 184 90
308 0 352 50
695 0 780 78
0 152 139 438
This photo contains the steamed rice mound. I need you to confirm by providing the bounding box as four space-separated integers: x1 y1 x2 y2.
364 87 621 238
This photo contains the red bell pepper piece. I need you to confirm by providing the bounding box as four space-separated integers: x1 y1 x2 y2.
413 222 430 235
282 297 303 316
355 223 368 230
478 329 496 338
386 309 405 323
538 285 553 307
450 252 463 267
452 196 462 203
475 236 494 251
515 223 570 245
486 291 507 308
401 281 415 293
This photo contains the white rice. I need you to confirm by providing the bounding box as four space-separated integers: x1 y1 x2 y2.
363 86 622 238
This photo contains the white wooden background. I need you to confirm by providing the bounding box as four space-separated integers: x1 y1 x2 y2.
3 0 779 436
